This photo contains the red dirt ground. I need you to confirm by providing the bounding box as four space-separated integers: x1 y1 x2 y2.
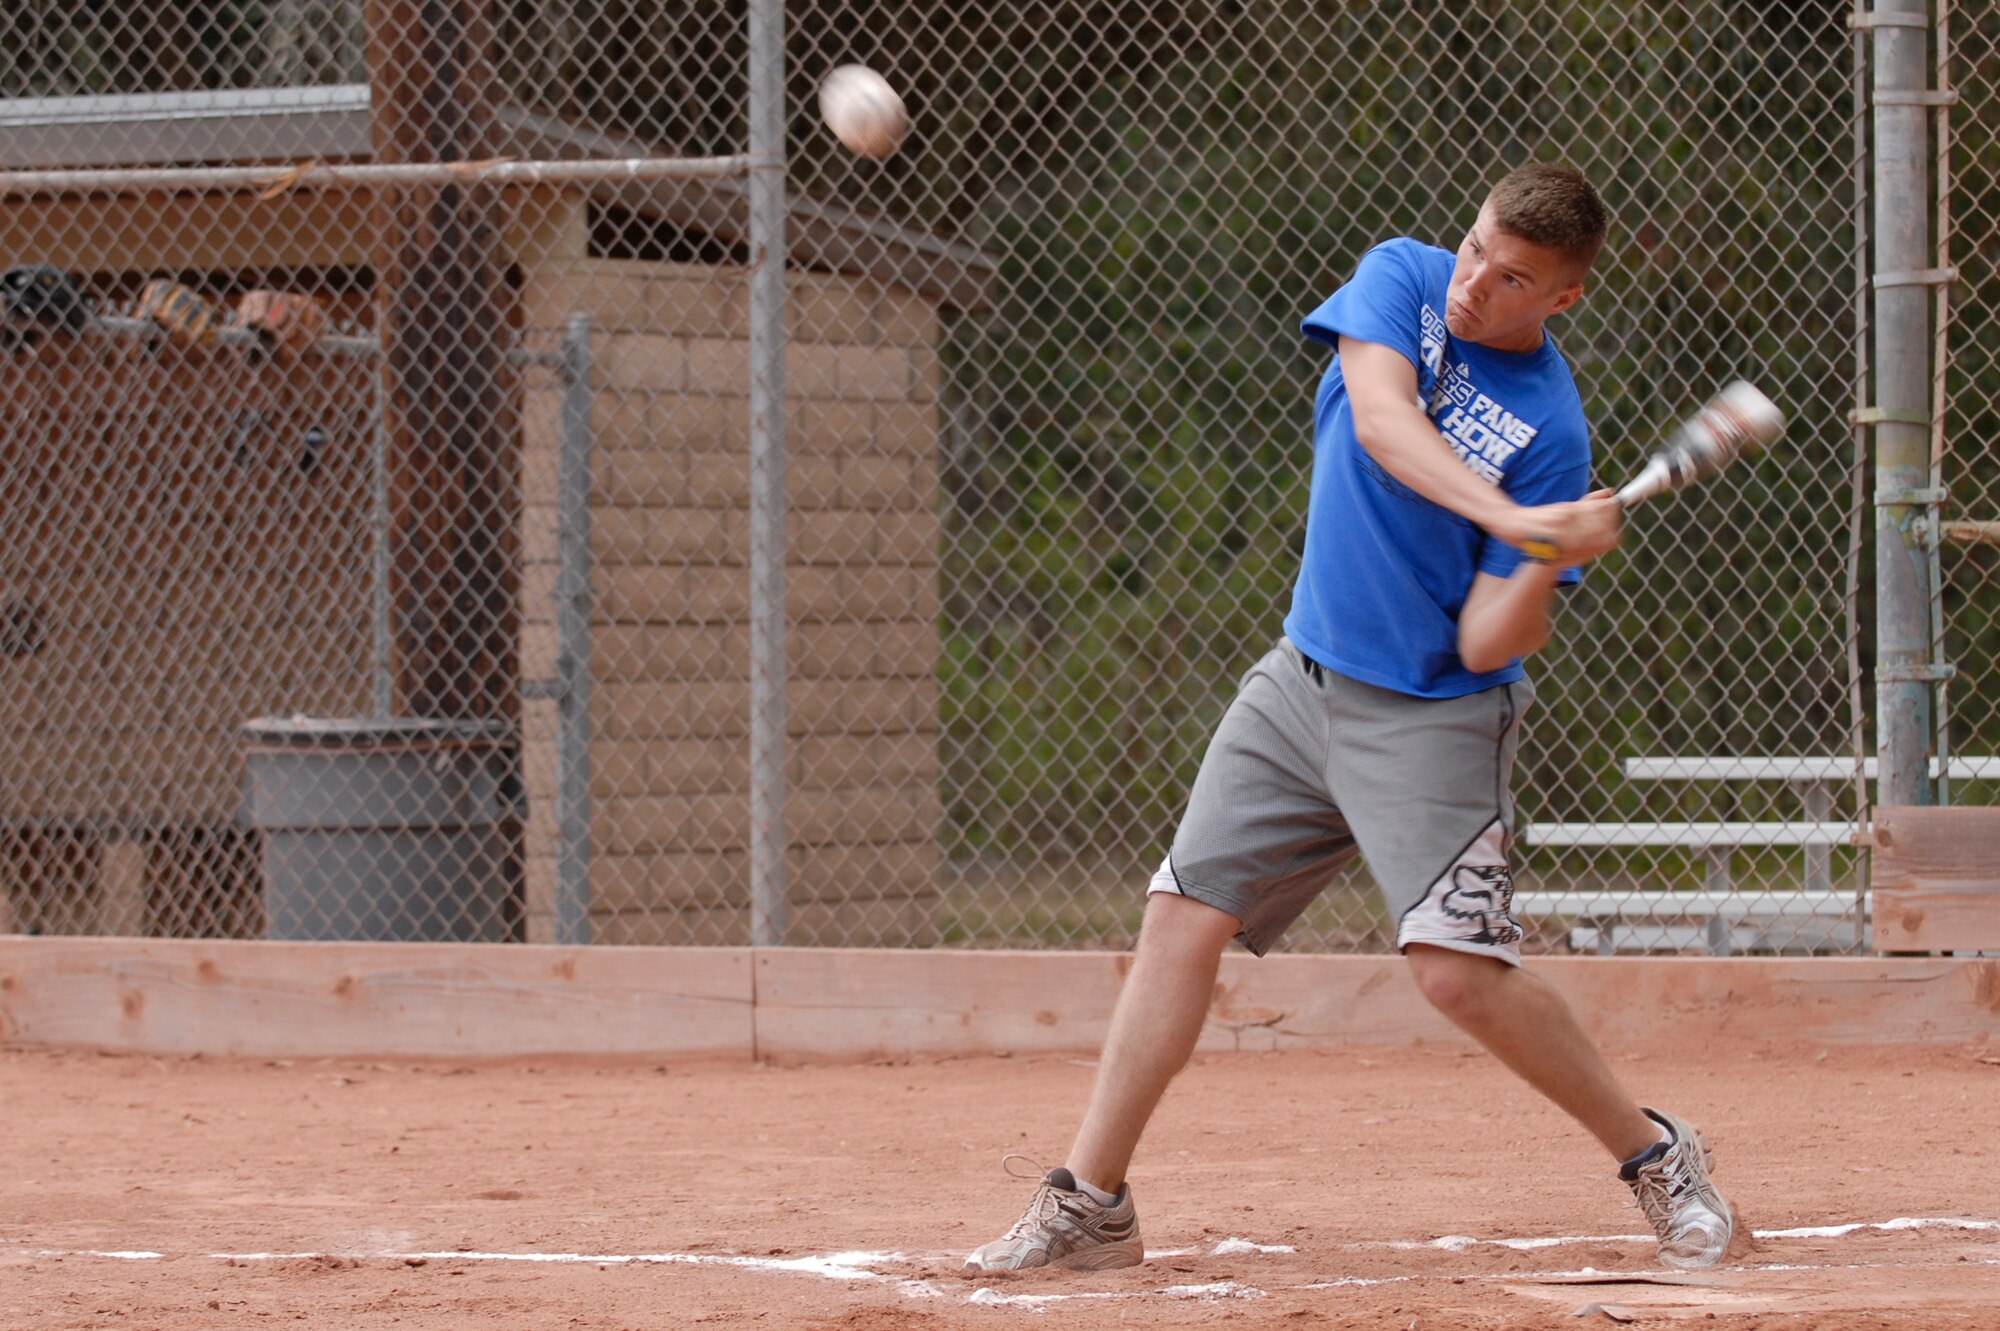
3 1037 1997 1329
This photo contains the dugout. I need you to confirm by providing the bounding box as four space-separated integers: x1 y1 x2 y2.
0 86 992 946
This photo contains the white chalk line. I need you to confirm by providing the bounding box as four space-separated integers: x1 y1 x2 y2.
968 1279 1265 1309
22 1217 1998 1314
1388 1215 2000 1252
971 1245 2000 1311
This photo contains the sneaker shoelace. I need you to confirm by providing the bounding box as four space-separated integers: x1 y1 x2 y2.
1631 1144 1706 1234
995 1153 1073 1242
1003 1178 1067 1241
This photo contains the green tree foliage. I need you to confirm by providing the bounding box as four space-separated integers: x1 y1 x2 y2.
919 2 1869 856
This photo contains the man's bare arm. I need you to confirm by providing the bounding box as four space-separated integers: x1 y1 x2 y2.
1339 337 1621 562
1457 566 1560 672
1457 483 1621 670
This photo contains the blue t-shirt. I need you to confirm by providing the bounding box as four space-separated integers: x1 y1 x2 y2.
1283 237 1593 699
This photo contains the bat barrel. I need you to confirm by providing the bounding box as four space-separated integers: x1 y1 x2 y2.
1618 381 1785 508
1713 380 1786 447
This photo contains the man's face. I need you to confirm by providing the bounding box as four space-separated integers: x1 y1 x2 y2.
1445 205 1586 353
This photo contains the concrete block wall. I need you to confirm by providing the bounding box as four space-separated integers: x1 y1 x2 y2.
519 258 944 945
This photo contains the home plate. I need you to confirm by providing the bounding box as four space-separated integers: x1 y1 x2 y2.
1503 1273 1785 1316
1502 1259 2000 1320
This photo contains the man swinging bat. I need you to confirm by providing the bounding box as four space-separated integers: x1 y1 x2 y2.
967 162 1764 1275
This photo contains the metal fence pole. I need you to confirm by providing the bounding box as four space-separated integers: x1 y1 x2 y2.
1926 0 1956 808
1847 17 1874 951
746 0 789 946
0 156 757 197
369 364 393 718
1870 0 1941 809
554 312 596 946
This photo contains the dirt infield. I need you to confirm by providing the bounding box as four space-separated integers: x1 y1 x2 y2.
3 1035 1997 1330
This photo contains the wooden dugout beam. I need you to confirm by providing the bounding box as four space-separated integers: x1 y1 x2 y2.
366 0 520 721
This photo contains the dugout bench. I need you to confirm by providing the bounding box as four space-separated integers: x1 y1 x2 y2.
1513 755 2000 955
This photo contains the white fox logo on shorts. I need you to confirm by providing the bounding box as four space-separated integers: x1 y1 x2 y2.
1400 820 1525 954
1442 863 1523 947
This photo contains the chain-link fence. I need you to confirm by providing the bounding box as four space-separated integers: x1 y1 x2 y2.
0 1 1962 954
1941 6 2000 800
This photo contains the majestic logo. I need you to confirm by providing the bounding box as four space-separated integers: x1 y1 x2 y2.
1418 304 1448 392
1441 862 1523 946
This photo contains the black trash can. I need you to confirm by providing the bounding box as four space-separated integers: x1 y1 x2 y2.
242 717 524 942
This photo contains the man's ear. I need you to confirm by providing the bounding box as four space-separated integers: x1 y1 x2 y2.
1547 281 1585 316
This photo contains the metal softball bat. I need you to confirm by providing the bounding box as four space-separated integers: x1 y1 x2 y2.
1613 380 1786 507
1519 381 1785 562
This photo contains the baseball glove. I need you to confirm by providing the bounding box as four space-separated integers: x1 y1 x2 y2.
0 265 92 347
232 289 329 360
137 279 221 348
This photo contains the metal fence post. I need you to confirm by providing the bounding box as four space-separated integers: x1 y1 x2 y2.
1869 0 1941 808
746 0 789 947
554 312 595 946
1847 17 1874 951
370 366 393 717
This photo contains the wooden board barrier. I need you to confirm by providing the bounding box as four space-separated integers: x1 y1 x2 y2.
0 938 753 1059
752 949 2000 1059
1873 805 2000 954
4 938 1998 1060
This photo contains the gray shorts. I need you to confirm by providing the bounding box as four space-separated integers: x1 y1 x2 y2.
1147 637 1532 964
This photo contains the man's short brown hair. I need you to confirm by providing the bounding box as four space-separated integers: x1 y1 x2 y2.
1485 163 1609 275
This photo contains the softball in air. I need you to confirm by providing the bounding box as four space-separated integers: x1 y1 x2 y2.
818 64 909 159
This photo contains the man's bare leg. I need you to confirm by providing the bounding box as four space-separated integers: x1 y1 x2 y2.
1404 942 1659 1161
962 891 1239 1272
1065 891 1243 1191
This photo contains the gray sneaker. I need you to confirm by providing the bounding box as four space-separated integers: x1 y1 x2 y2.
964 1156 1143 1272
1623 1107 1733 1269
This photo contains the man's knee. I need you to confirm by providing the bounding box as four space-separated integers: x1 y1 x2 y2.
1138 889 1241 958
1405 943 1510 1026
